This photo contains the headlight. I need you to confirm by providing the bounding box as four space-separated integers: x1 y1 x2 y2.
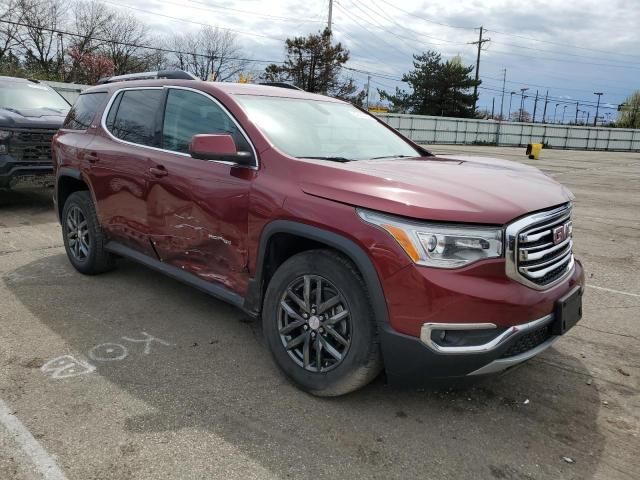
0 130 12 141
358 209 503 269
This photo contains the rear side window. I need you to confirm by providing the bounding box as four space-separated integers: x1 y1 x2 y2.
63 92 106 130
106 89 163 146
162 89 251 154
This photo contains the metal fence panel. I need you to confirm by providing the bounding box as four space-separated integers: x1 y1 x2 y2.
377 113 639 151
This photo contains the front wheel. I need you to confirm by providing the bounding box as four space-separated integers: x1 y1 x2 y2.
263 250 382 396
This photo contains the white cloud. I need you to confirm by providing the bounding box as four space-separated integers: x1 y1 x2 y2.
101 0 640 115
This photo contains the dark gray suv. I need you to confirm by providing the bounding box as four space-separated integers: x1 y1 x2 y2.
0 76 69 189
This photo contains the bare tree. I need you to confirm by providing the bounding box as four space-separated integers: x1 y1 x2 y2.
67 0 114 81
102 11 151 75
166 26 246 81
15 0 67 78
200 26 246 81
0 0 22 63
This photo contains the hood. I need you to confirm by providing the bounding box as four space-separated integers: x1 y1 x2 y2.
0 107 68 129
297 155 573 225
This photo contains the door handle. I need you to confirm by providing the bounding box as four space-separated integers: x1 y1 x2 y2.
84 152 99 163
149 166 168 177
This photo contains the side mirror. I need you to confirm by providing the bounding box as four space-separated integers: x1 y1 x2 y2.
189 134 253 166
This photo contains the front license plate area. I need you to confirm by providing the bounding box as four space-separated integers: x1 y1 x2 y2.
553 286 583 335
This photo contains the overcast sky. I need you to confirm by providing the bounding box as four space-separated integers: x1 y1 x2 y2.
103 0 640 121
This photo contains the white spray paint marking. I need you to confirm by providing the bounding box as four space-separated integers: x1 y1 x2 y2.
588 285 640 298
0 398 68 480
121 332 173 354
88 343 128 362
41 332 173 380
40 355 96 379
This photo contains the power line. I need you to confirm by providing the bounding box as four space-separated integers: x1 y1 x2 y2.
333 2 416 59
0 19 283 65
182 0 324 23
485 28 640 60
346 0 469 46
102 1 286 42
372 0 476 30
485 47 640 70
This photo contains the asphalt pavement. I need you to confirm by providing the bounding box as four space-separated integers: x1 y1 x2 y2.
0 146 638 479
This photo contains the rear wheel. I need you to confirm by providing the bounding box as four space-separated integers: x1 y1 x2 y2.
263 250 382 396
61 191 115 275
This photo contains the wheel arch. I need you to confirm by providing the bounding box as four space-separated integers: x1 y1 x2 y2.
56 168 91 221
244 220 390 329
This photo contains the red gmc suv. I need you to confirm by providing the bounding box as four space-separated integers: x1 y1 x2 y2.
52 71 584 396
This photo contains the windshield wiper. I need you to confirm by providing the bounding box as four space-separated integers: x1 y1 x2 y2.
369 154 416 160
299 156 353 163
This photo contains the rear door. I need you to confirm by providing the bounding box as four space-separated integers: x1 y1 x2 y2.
146 87 256 294
88 88 164 256
54 91 108 191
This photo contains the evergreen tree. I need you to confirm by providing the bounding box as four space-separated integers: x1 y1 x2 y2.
263 28 357 99
379 51 480 118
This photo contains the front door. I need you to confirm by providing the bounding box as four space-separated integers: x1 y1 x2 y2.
146 87 256 295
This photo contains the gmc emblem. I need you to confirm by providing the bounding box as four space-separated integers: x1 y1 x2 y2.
553 222 572 245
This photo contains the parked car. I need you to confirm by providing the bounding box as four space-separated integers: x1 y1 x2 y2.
52 71 584 396
0 76 70 189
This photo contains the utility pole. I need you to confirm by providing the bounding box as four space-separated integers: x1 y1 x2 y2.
593 92 603 126
328 0 333 33
508 91 515 120
365 75 371 110
553 103 559 123
562 105 567 124
469 26 490 113
491 97 495 119
542 90 549 123
586 111 590 125
519 88 529 122
499 68 506 120
575 101 579 124
532 90 539 122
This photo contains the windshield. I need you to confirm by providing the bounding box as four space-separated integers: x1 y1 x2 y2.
0 82 70 111
234 95 420 161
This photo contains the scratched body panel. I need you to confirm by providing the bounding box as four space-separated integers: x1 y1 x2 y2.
146 150 253 294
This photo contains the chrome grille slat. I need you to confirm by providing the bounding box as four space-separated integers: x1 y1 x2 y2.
506 204 575 290
519 229 551 242
520 237 572 261
519 248 573 274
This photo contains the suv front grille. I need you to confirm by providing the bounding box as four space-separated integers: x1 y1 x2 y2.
506 204 574 289
7 128 57 161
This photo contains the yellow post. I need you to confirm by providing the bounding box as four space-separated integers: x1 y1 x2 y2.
526 143 543 160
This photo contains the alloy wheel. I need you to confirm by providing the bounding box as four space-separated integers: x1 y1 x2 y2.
66 205 90 261
278 274 352 372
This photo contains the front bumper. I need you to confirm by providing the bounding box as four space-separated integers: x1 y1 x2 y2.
0 156 53 188
380 307 573 385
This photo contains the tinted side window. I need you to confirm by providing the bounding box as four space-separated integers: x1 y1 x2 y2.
63 92 107 130
107 89 163 146
162 89 251 154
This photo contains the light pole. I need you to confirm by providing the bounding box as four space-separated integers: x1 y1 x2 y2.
508 91 516 120
561 105 567 124
519 88 529 122
553 103 559 123
593 92 603 126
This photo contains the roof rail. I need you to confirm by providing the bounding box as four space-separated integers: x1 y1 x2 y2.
259 82 303 91
97 69 198 85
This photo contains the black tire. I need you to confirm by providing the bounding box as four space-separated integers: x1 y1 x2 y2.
61 191 115 275
263 249 382 396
